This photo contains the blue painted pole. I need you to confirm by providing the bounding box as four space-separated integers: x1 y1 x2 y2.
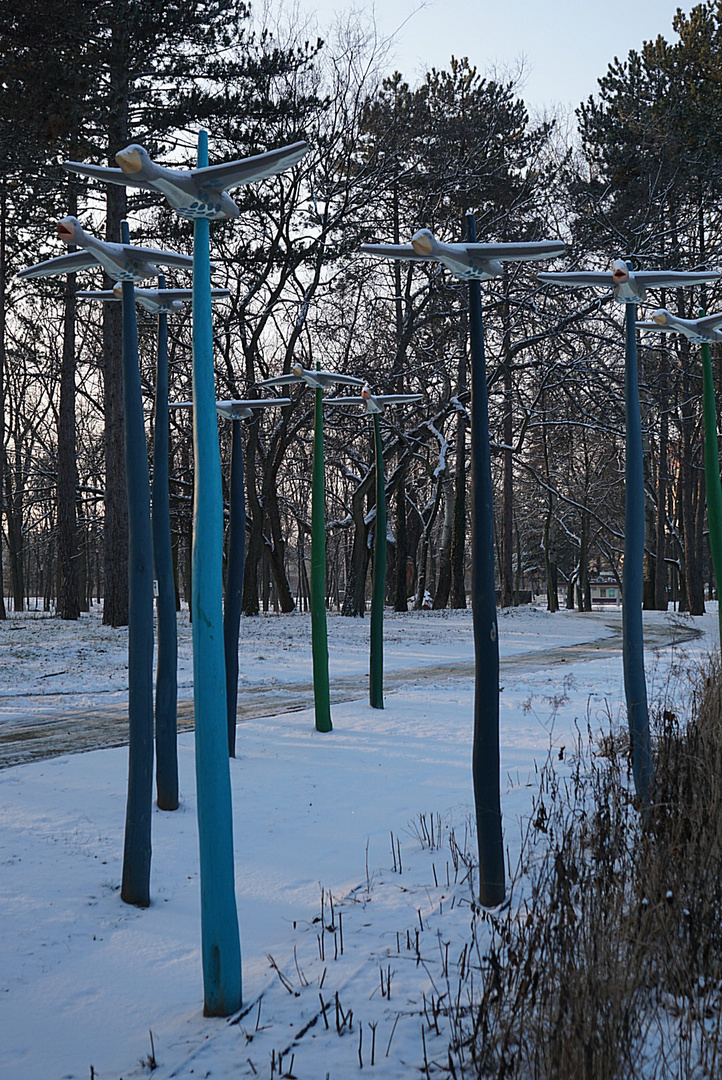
466 212 505 907
224 417 246 757
369 413 386 708
119 220 154 908
152 273 179 810
623 304 653 804
310 381 332 732
191 130 243 1016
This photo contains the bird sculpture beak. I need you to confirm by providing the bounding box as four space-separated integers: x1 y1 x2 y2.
57 219 76 243
651 311 668 325
612 261 629 285
411 231 434 256
116 147 144 174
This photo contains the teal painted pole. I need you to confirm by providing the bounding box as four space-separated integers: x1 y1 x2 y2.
467 213 505 907
369 413 386 708
700 329 722 649
310 381 332 732
119 221 154 908
191 130 242 1016
152 273 179 810
224 417 246 756
623 304 653 805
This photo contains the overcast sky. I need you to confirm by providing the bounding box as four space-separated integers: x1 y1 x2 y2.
293 0 689 115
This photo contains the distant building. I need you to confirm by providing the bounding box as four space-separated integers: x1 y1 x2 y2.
590 573 621 606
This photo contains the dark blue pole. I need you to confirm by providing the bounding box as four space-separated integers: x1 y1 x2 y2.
152 273 179 810
623 304 653 804
191 129 243 1016
224 417 246 757
119 220 154 908
467 212 505 907
369 413 386 708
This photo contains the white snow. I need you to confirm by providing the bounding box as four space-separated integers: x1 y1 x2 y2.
0 603 715 1079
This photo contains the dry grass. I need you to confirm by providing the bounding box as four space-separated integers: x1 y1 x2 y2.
446 660 722 1079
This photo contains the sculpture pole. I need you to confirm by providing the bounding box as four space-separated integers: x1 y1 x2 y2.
191 129 242 1016
467 212 505 907
311 378 332 732
152 273 179 810
119 220 154 908
370 413 386 709
224 417 246 756
700 326 722 648
623 304 653 804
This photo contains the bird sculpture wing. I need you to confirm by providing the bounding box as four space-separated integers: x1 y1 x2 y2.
361 244 428 261
465 241 566 262
124 244 196 270
76 289 118 300
192 141 309 190
636 321 677 333
537 271 617 287
63 162 147 188
372 393 424 405
313 371 365 387
216 397 292 419
169 401 192 409
329 396 366 405
696 312 722 334
17 252 99 279
258 373 301 387
635 270 721 289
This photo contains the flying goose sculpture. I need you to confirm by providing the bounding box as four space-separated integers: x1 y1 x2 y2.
64 141 310 220
637 307 722 344
337 384 424 414
362 228 566 281
17 216 197 283
538 258 720 302
260 362 364 391
77 282 229 315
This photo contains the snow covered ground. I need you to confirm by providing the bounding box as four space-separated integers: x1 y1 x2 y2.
0 603 715 1079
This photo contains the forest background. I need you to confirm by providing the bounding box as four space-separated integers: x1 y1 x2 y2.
1 0 720 628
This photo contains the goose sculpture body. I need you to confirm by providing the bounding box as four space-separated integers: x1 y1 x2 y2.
638 307 722 344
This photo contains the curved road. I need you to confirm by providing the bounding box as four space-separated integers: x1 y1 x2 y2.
0 615 701 769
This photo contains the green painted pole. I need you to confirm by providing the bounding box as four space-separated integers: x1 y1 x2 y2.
119 222 154 908
623 304 653 805
191 129 242 1016
466 212 505 908
701 328 722 649
310 381 332 732
370 413 386 708
152 272 179 811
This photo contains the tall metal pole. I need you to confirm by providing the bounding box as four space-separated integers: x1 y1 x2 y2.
152 272 179 810
224 417 246 756
311 380 332 732
623 304 653 804
191 129 242 1016
700 327 722 649
467 212 505 907
370 413 386 708
119 220 154 908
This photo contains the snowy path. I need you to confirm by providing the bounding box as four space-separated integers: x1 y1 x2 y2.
0 610 698 768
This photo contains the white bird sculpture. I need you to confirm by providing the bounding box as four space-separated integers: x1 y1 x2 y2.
76 283 229 315
538 258 720 303
170 398 291 420
17 216 197 283
259 362 364 391
337 384 424 415
637 307 722 344
361 228 566 281
64 141 309 220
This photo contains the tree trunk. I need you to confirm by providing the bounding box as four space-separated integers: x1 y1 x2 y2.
433 476 454 609
393 478 408 611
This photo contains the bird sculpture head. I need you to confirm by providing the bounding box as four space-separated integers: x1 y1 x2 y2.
57 216 83 244
291 362 304 378
115 144 153 176
650 309 669 325
411 229 435 256
361 383 372 401
612 259 630 286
